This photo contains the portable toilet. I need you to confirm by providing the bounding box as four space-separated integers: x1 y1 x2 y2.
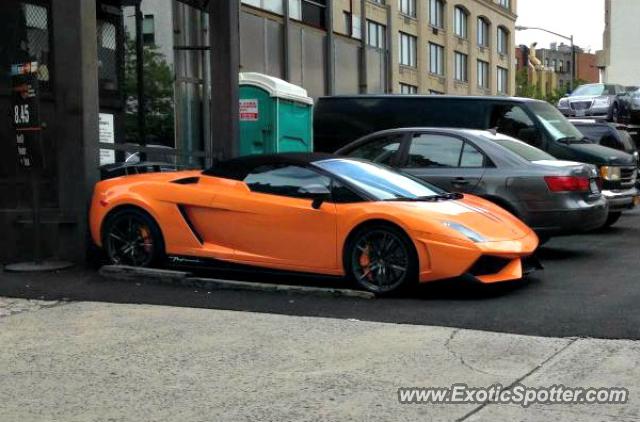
239 72 314 156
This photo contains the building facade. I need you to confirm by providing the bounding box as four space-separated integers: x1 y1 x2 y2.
0 0 239 264
601 0 640 85
238 0 517 96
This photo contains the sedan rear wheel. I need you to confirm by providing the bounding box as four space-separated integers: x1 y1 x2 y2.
347 225 418 295
103 209 164 267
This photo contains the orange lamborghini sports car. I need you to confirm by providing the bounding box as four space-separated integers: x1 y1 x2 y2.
90 153 539 294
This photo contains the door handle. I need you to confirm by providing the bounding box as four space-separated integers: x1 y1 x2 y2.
452 177 469 186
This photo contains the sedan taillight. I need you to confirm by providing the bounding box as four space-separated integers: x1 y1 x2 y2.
544 176 590 192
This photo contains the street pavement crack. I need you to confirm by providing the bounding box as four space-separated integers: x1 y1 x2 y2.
0 297 72 320
444 329 498 377
456 337 581 422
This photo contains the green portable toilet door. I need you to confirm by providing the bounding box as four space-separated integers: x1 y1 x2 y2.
239 86 274 156
277 99 313 153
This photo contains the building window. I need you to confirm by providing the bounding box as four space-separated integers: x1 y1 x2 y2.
429 90 444 95
477 60 489 88
399 0 416 17
552 59 557 71
142 14 155 45
400 83 418 94
477 17 489 47
559 60 564 73
242 0 284 15
454 51 468 82
497 26 509 54
497 66 508 93
567 60 571 74
498 0 510 10
344 12 362 39
399 32 417 67
300 0 327 28
370 0 386 4
0 3 53 92
429 42 445 76
429 0 444 28
545 58 549 68
367 21 386 49
454 7 468 39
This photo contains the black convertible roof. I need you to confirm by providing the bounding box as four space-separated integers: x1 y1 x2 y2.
202 153 339 180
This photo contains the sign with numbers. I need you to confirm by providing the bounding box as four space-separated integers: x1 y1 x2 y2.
11 62 42 168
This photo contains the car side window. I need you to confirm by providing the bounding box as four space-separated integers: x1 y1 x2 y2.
346 136 402 165
460 142 485 167
244 164 331 199
490 105 542 148
406 134 464 168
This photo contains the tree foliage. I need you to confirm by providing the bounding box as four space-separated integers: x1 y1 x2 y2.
124 36 175 146
515 68 588 105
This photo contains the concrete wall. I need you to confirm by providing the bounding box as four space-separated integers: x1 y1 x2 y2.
602 0 640 85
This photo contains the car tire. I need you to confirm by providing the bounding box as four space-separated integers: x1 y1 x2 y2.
345 224 418 296
603 212 622 228
611 103 620 123
102 208 165 267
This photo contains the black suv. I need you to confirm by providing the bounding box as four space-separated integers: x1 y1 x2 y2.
314 95 639 221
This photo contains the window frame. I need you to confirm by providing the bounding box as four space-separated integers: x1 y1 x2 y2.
453 6 468 39
429 42 445 76
477 17 489 48
477 59 489 89
399 0 417 17
497 66 509 94
399 32 417 67
497 26 509 55
454 51 468 83
366 20 386 49
243 162 334 200
398 132 489 169
429 0 445 28
342 134 406 167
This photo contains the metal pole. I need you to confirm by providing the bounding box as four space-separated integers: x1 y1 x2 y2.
30 168 42 265
283 0 291 81
135 2 147 160
570 35 575 93
359 0 368 94
209 0 240 160
325 1 335 95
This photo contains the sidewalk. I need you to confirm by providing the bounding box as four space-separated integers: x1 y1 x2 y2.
0 298 638 421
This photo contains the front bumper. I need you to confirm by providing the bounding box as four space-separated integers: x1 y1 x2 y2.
414 232 539 284
559 106 609 119
602 187 638 212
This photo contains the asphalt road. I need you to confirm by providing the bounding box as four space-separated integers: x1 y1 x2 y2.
1 209 639 340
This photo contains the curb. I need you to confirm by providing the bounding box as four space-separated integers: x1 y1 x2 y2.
98 265 375 300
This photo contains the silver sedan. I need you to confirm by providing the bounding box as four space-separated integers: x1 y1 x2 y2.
336 128 610 240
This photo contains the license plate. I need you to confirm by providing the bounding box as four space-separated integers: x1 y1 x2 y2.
575 110 586 117
590 179 600 193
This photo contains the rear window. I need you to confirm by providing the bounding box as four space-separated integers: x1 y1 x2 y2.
482 135 556 162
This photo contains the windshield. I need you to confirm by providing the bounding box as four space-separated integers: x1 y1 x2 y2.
571 84 608 97
482 134 556 161
527 102 586 142
314 159 445 201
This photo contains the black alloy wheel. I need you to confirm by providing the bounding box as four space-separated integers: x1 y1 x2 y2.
347 225 418 295
103 209 164 267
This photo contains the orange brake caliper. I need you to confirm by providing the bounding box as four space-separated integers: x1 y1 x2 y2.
139 226 152 253
359 245 373 281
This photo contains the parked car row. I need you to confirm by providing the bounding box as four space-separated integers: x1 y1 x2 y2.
315 95 639 235
557 83 640 125
90 93 638 296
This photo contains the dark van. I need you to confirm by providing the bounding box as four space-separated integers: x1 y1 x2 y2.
314 95 638 217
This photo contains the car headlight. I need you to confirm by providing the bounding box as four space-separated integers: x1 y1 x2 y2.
593 96 611 108
442 221 486 243
558 98 569 107
600 166 622 181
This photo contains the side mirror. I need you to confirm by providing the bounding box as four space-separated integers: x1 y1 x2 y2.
298 184 331 209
